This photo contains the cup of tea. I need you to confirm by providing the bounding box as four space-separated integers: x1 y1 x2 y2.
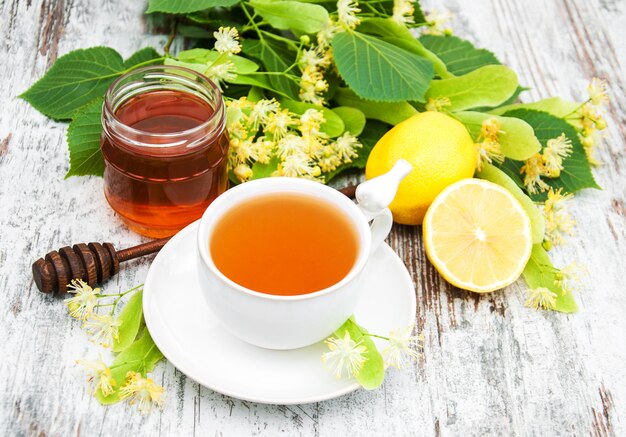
196 160 412 350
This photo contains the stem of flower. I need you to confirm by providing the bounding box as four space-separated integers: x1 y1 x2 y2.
364 333 390 341
163 20 178 56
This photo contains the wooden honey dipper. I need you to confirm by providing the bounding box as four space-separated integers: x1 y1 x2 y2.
31 184 358 295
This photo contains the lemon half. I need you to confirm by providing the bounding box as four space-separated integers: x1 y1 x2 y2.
423 179 532 293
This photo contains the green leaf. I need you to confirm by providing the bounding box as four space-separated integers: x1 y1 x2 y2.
146 0 238 14
177 24 214 39
333 88 418 125
278 99 344 137
426 65 519 111
113 290 144 353
331 31 434 102
249 0 330 33
95 328 164 404
124 47 162 69
419 35 501 76
333 318 385 390
242 39 299 100
523 245 578 313
499 109 600 200
20 47 124 120
325 119 388 182
455 111 541 160
332 106 366 136
229 74 292 99
251 156 280 179
65 98 104 178
355 18 451 79
476 164 545 244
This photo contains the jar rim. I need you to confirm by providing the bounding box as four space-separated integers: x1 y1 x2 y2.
103 65 225 143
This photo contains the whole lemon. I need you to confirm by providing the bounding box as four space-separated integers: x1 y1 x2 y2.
365 112 476 225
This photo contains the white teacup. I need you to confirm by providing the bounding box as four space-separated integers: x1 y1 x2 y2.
196 160 412 350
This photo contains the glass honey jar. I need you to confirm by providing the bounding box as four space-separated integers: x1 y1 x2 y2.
100 66 229 238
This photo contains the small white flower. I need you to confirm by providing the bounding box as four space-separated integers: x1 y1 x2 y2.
265 110 296 140
83 313 121 348
331 132 361 162
322 331 367 379
233 163 253 182
206 61 237 90
65 279 100 320
76 355 116 396
392 0 415 25
542 133 572 176
249 99 280 127
277 134 307 157
213 27 241 54
382 325 421 369
422 9 453 35
337 0 361 30
120 371 165 415
588 77 609 106
525 287 557 310
280 152 317 177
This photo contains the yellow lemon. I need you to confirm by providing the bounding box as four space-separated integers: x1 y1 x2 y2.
365 112 476 225
423 179 532 293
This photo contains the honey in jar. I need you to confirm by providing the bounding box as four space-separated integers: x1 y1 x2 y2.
100 66 229 237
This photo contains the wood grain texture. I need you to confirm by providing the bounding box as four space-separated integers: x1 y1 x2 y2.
1 0 625 435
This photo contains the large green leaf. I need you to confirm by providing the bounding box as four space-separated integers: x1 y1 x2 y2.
331 31 434 102
65 98 104 178
146 0 238 13
455 111 541 160
499 109 599 200
419 35 501 76
491 97 582 130
249 0 330 33
242 39 299 100
523 245 578 313
20 47 124 120
476 164 545 244
333 87 418 125
174 49 260 74
113 290 144 353
426 65 518 111
333 318 385 390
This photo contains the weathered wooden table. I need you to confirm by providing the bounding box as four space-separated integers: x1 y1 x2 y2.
1 0 625 435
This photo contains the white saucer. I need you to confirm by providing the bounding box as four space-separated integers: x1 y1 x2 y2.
143 221 416 405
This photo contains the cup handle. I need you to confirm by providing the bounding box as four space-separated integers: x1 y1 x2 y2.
368 207 393 255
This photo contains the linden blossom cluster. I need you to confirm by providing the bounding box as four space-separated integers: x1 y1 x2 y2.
226 97 362 182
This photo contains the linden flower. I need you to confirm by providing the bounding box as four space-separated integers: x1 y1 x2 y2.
555 262 585 295
299 46 332 70
520 153 549 194
392 0 416 25
332 132 361 162
77 355 116 396
233 163 253 182
542 133 572 177
300 109 326 138
299 65 329 106
279 152 318 177
322 331 367 379
206 61 236 90
213 27 241 54
475 140 504 171
65 279 100 320
424 97 451 112
317 20 341 48
542 188 575 246
588 77 609 106
525 287 557 310
120 371 165 415
382 325 421 369
83 313 121 348
265 110 296 140
249 99 280 127
337 0 361 30
422 9 453 36
277 134 308 158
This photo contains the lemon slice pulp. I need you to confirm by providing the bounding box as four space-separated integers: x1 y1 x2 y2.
423 179 532 293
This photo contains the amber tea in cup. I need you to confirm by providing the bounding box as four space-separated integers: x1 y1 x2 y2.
210 193 359 296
